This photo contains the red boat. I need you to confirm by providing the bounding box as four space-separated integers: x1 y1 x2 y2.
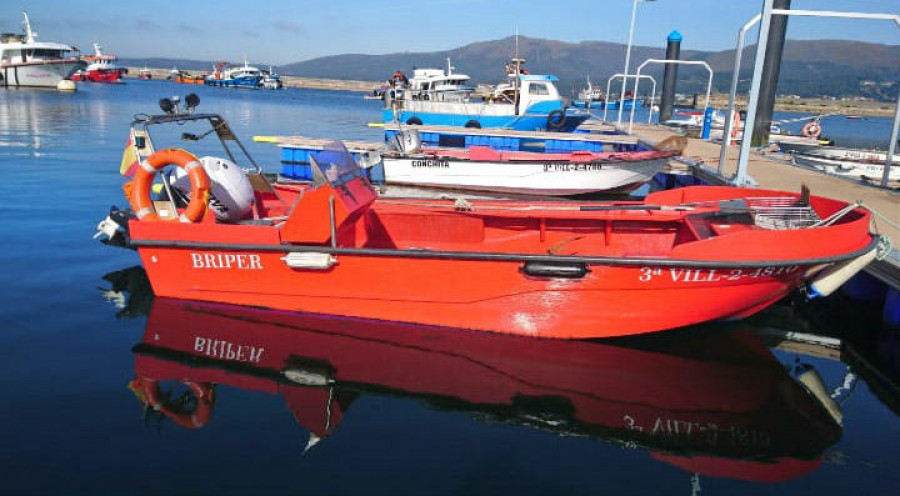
70 43 124 83
96 101 880 339
128 296 842 482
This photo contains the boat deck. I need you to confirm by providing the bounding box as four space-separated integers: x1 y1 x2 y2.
627 123 900 287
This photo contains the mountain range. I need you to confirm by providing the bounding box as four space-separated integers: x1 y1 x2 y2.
121 36 900 100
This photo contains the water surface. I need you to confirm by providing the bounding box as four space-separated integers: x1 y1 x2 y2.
1 81 898 495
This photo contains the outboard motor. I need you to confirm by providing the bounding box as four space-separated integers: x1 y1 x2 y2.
171 156 254 222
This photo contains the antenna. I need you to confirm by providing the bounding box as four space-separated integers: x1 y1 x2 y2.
515 25 519 60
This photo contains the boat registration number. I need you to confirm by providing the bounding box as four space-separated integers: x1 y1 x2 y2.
638 266 801 283
543 162 603 172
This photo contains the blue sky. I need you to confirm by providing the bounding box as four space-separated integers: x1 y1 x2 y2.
2 1 898 64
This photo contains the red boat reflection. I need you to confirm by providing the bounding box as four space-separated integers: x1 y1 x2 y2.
131 296 841 483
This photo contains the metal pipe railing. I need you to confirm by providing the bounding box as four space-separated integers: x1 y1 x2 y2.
628 59 712 134
733 6 900 187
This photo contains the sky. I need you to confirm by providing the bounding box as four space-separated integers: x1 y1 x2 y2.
1 0 898 65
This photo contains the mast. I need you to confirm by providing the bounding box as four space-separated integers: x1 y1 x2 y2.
22 11 36 43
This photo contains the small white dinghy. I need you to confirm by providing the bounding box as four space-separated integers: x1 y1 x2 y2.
792 153 900 182
377 134 684 196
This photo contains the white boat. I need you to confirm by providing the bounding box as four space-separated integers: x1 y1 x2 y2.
0 12 84 88
376 135 678 195
572 76 605 108
70 43 124 83
259 66 283 89
780 144 900 163
404 58 474 101
382 58 590 132
792 153 900 181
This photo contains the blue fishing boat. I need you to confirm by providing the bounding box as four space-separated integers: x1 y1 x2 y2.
381 58 589 132
205 59 263 88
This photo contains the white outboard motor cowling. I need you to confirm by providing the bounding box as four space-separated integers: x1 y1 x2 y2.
171 156 254 222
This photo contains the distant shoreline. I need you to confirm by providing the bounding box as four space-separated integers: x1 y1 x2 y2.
125 67 895 117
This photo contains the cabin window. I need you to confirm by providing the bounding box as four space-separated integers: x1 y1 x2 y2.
529 83 549 95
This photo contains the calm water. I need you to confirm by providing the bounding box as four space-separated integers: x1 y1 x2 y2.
1 81 898 495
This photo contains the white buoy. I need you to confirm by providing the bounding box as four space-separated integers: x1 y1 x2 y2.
56 79 76 91
808 247 878 298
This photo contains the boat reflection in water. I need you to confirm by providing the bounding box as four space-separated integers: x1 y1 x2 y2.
118 266 842 485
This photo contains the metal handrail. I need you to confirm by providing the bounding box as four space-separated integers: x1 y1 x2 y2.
603 73 657 123
628 59 713 134
731 3 900 187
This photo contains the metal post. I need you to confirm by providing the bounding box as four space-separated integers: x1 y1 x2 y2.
718 14 761 175
882 92 900 187
751 0 791 147
733 0 775 187
618 0 641 124
659 30 682 123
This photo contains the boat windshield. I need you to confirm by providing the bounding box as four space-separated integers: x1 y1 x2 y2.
310 141 367 188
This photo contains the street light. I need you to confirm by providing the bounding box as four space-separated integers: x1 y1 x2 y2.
617 0 657 124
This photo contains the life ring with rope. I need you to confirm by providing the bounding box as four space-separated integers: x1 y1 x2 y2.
129 378 215 429
129 149 210 222
802 120 822 139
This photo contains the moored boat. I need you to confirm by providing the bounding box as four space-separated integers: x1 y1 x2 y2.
169 69 206 84
70 43 124 83
376 137 680 195
382 58 589 132
138 67 152 80
792 153 900 182
572 76 605 108
259 66 283 89
205 60 263 88
0 12 84 88
95 98 881 339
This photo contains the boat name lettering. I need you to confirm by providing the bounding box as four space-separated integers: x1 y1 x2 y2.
191 253 263 270
638 265 800 283
194 336 264 363
411 159 449 168
543 162 603 172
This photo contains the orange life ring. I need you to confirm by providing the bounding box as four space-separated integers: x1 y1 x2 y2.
129 378 215 429
802 120 822 138
130 149 210 222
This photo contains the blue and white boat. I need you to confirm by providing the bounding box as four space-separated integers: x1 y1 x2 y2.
572 76 605 108
602 98 644 111
381 58 589 132
260 66 283 89
205 60 263 88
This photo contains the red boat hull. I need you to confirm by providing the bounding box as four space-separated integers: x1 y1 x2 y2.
71 68 124 82
136 244 809 338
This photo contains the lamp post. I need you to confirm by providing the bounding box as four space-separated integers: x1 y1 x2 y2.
617 0 657 124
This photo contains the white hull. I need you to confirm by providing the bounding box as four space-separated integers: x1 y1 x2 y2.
1 60 82 87
793 146 900 163
793 154 900 181
382 156 667 195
